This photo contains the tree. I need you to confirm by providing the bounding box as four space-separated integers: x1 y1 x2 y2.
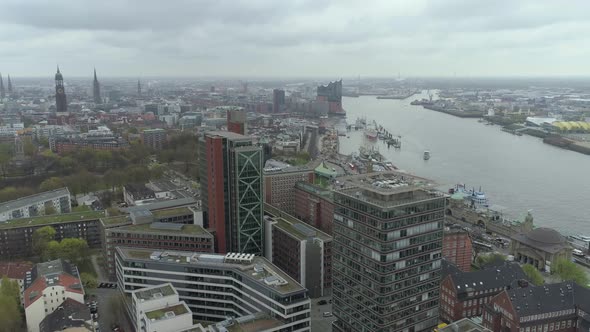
0 186 35 203
522 264 544 286
475 253 506 267
0 295 22 331
80 272 98 289
44 240 62 261
32 226 56 258
554 258 589 286
59 238 89 265
23 141 37 157
39 177 65 192
0 276 21 306
45 205 57 215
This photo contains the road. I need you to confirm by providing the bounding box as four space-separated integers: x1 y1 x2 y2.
89 287 133 332
311 296 336 332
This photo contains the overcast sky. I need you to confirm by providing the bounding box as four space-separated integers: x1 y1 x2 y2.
1 0 590 78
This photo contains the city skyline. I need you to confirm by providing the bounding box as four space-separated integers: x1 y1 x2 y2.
2 0 590 77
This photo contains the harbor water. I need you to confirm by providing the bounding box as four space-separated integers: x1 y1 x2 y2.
339 92 590 235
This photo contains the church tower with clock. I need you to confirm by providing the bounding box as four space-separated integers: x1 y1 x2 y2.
55 66 67 112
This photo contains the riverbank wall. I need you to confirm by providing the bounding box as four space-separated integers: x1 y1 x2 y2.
422 105 484 118
543 135 590 155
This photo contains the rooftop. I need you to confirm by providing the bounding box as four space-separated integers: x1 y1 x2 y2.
205 130 251 140
116 222 210 236
0 261 33 279
134 283 176 301
39 298 91 332
439 318 491 332
507 281 582 317
118 248 304 295
100 215 131 227
442 260 527 294
295 181 333 199
145 303 190 321
0 187 70 214
512 227 571 254
264 204 331 242
123 197 197 213
152 207 193 218
0 210 105 229
223 313 283 332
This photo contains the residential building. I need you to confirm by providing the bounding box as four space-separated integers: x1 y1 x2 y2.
0 211 104 258
263 166 314 216
199 131 264 255
101 212 214 280
142 128 167 150
24 259 85 332
128 283 199 332
39 298 95 332
264 203 332 298
332 172 445 332
0 187 71 222
273 89 286 113
0 261 34 299
51 126 128 154
510 227 572 272
294 182 334 235
227 107 247 135
482 281 590 332
443 228 473 272
116 247 311 331
439 260 527 323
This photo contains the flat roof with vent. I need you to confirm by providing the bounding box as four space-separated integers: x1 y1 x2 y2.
134 283 176 301
144 303 190 321
119 248 304 295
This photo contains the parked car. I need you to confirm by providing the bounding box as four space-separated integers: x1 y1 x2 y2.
323 312 333 317
317 300 327 305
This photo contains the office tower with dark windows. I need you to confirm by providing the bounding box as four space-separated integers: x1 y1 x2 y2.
226 107 247 135
332 172 445 332
273 89 285 113
199 131 264 255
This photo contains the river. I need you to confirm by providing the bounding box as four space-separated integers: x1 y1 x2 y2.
338 92 590 235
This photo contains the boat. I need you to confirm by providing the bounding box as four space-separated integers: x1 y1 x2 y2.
568 235 590 250
448 184 489 209
364 123 378 141
423 151 430 160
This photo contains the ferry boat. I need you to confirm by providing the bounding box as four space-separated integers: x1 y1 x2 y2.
568 235 590 250
448 184 489 209
423 151 431 160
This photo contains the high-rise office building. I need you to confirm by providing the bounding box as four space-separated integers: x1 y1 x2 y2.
332 172 445 332
141 128 167 150
93 68 101 104
227 107 247 135
199 131 264 255
55 66 67 113
273 89 286 113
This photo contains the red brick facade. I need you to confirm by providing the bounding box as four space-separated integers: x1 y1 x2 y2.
293 183 334 235
442 231 473 272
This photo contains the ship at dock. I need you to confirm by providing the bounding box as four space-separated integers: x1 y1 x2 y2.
364 121 378 141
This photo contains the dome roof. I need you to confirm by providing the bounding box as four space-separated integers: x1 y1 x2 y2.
526 227 565 245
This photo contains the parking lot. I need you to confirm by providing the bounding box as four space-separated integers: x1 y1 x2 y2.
311 296 336 332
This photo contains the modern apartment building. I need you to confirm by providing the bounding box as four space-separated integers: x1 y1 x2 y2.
199 131 264 255
264 203 332 298
142 128 167 150
0 211 104 258
332 172 445 332
0 188 71 222
264 167 314 216
116 247 311 331
100 208 213 280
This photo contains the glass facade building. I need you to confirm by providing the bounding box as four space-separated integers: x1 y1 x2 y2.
332 173 445 332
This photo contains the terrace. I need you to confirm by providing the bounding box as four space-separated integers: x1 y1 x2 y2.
145 303 189 321
0 211 104 229
117 222 210 235
152 207 192 218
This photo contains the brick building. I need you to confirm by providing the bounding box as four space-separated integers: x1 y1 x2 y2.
293 182 334 235
482 281 590 332
439 260 527 323
443 228 473 272
263 167 314 216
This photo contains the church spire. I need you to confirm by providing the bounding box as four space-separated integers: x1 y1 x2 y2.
0 73 5 99
93 68 101 104
7 74 12 94
137 79 142 96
